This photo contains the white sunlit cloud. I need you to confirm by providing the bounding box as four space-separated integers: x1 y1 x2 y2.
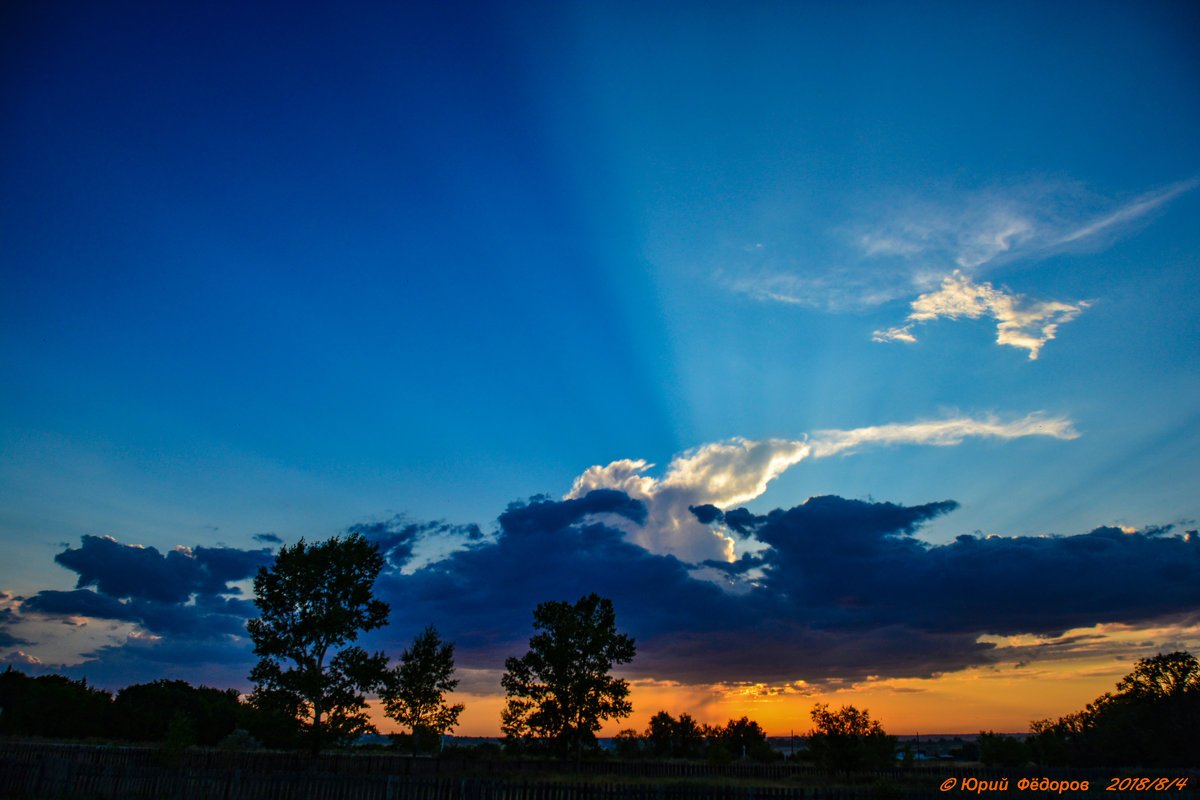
873 270 1089 359
566 413 1079 567
724 178 1195 348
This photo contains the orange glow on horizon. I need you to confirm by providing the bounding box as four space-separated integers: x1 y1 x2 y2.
374 662 1122 739
372 621 1200 739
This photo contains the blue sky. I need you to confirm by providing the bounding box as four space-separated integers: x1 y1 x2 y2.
2 1 1198 733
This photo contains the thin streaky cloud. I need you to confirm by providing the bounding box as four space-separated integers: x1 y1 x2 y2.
808 412 1079 458
1055 178 1199 246
854 177 1197 274
724 266 917 312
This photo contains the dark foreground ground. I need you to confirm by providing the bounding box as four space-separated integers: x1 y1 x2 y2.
1 740 1195 799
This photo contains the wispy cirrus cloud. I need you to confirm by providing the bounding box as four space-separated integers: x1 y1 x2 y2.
724 267 916 311
851 177 1197 276
874 270 1090 359
566 412 1078 563
1054 179 1198 247
725 177 1194 359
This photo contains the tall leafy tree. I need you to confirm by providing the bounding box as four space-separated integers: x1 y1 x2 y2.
380 626 465 754
1028 651 1200 767
807 703 895 774
501 593 636 763
645 710 704 759
714 716 777 762
245 533 390 755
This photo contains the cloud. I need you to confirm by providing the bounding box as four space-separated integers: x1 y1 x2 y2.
854 178 1193 356
2 651 43 667
1055 179 1198 247
853 178 1197 275
806 412 1079 456
370 490 724 670
566 413 1077 563
12 421 1185 693
851 191 1039 274
22 589 254 639
348 517 486 573
0 607 30 647
50 634 258 689
368 492 1200 687
252 532 283 544
22 590 142 624
698 501 1200 639
5 492 1197 692
724 267 916 312
52 535 273 603
726 177 1194 317
874 271 1088 359
0 631 27 648
7 536 276 686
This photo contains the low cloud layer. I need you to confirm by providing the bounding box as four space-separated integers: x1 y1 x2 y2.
6 488 1196 692
10 536 272 685
0 606 29 648
377 492 1200 686
873 271 1089 359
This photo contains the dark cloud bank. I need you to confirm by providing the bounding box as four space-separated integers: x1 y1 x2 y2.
5 492 1199 690
13 536 272 686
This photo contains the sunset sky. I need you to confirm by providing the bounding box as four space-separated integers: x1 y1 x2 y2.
2 1 1199 737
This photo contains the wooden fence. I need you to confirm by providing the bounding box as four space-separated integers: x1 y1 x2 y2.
0 742 822 780
0 760 904 800
1 742 1194 799
0 741 956 781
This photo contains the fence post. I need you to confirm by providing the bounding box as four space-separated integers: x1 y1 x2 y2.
224 767 240 800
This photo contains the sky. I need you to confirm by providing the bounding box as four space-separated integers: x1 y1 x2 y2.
2 0 1199 737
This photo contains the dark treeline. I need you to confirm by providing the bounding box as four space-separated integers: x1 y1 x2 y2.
0 669 254 748
608 706 895 772
978 651 1200 769
3 654 1199 770
611 713 779 763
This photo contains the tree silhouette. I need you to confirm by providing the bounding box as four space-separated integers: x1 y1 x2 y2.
713 716 777 762
0 669 111 739
1028 651 1200 767
1116 650 1199 700
381 626 464 754
245 533 390 755
807 703 895 774
112 680 240 745
645 710 705 759
977 730 1029 767
501 593 636 764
